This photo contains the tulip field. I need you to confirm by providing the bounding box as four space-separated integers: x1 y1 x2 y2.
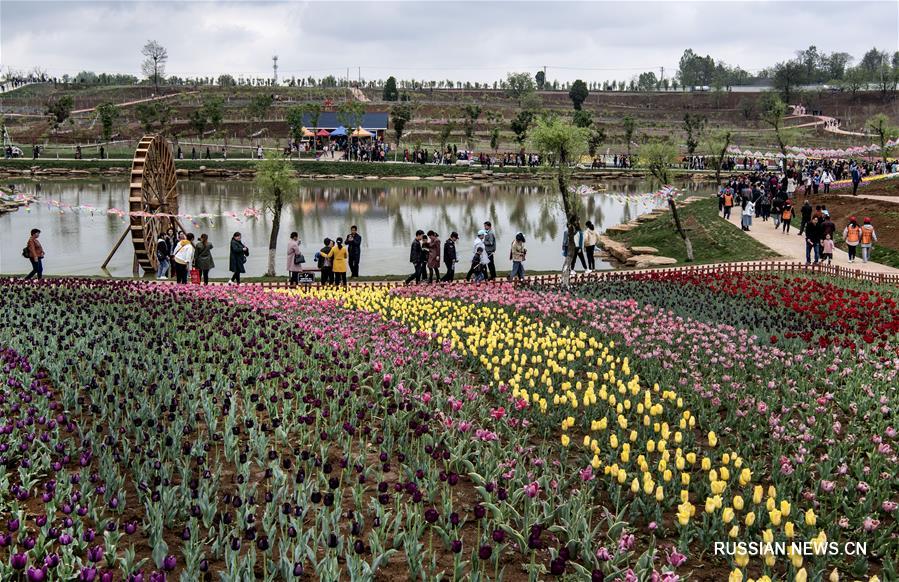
0 274 896 582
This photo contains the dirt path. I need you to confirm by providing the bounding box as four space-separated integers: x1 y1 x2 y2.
723 206 899 273
71 91 197 115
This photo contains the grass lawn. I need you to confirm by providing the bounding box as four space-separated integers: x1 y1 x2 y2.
613 196 778 264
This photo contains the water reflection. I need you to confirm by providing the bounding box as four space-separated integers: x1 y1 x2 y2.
0 179 711 277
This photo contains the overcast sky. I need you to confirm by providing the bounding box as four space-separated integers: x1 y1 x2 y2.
1 1 897 84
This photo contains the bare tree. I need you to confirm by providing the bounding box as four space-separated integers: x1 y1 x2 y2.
141 40 168 93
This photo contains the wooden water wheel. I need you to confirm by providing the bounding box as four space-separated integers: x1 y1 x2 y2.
129 134 178 273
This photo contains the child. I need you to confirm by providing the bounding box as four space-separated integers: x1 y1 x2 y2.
470 247 486 282
822 234 834 265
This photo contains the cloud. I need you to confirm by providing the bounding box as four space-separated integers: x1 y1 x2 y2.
1 1 896 83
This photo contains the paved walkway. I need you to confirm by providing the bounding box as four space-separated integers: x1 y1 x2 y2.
723 208 899 274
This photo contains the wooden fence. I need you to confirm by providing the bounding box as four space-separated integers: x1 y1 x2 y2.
242 261 899 290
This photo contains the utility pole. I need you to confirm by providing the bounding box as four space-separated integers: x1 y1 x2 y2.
660 66 665 90
272 55 278 85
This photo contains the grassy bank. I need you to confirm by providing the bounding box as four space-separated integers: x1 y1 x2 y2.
612 196 778 264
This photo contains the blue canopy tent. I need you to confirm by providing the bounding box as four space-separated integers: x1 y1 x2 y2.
329 126 348 137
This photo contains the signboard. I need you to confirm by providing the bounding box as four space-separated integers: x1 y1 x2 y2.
297 272 315 284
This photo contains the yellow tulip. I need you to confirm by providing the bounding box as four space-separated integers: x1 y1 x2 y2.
655 486 664 502
728 569 743 582
784 521 794 538
733 495 744 511
561 434 570 447
795 568 807 582
805 509 816 526
762 528 773 544
780 500 791 517
630 478 640 494
739 468 752 486
729 524 739 538
722 507 735 524
708 431 718 447
790 552 803 569
769 509 782 526
735 549 749 567
753 485 763 505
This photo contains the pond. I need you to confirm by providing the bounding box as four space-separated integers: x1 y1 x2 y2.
0 179 711 277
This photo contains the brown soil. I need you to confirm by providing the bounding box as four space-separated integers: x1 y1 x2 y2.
815 194 899 251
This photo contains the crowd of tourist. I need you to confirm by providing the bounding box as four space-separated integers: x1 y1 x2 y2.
719 162 880 264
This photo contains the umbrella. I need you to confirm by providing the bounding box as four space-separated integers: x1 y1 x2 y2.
351 127 372 137
330 126 348 137
316 129 330 137
300 127 315 137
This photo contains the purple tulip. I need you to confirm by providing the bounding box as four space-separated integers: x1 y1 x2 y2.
124 522 137 535
43 554 59 569
8 518 20 532
80 567 98 582
478 544 493 560
59 533 73 545
163 554 177 571
293 562 304 576
87 545 104 563
11 552 28 570
27 566 46 582
550 557 566 575
451 540 463 553
101 572 115 582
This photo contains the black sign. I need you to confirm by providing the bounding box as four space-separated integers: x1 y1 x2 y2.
297 272 315 284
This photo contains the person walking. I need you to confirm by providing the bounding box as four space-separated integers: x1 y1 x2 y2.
821 169 833 194
426 230 441 283
172 233 196 284
23 228 44 281
860 218 877 263
741 199 755 231
229 232 248 284
821 234 834 266
509 232 527 280
316 238 334 285
346 225 362 277
722 187 735 220
469 235 489 282
850 163 862 196
466 230 487 281
583 221 598 272
483 221 497 280
798 199 812 236
405 230 426 285
843 217 862 263
781 200 794 233
155 234 171 280
194 233 215 285
805 216 822 264
286 232 304 286
326 237 348 287
441 232 459 282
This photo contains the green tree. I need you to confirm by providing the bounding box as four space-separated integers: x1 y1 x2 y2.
682 113 706 156
461 103 482 150
141 40 168 93
202 96 224 134
527 116 589 287
535 70 546 90
254 152 298 277
772 60 804 103
303 103 322 154
841 67 867 100
389 102 413 160
622 115 636 158
505 72 536 106
760 94 793 170
336 101 365 134
383 76 399 101
189 109 206 138
637 72 658 92
568 79 589 110
45 95 74 130
588 127 606 157
438 114 455 152
704 129 733 185
639 141 693 261
572 109 593 129
510 110 534 145
249 94 274 135
217 74 236 87
95 102 119 143
865 113 898 165
285 105 305 147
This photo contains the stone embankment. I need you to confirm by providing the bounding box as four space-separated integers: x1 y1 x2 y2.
598 196 705 269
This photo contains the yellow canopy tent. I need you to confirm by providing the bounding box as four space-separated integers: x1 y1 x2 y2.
300 127 315 137
351 127 372 138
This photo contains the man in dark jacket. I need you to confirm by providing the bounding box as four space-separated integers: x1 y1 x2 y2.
483 221 497 280
404 230 425 285
798 200 813 235
441 232 459 282
346 225 362 277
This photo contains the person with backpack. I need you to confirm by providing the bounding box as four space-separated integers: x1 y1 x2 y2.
509 232 527 280
441 232 459 282
194 233 215 285
860 218 877 263
316 238 334 285
325 237 348 287
404 230 426 285
155 234 171 280
229 232 248 284
23 228 44 281
842 217 862 263
780 199 794 233
172 232 196 284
